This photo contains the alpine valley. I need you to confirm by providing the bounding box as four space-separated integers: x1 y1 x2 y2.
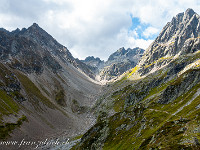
0 8 200 150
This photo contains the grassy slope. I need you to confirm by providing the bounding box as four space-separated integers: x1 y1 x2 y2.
75 52 200 149
0 63 67 139
0 64 25 139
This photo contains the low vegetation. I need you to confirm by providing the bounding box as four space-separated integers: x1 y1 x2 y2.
75 51 200 149
0 115 27 139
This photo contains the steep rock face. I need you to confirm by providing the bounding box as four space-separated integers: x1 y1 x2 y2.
0 23 95 79
19 23 74 62
99 60 136 80
99 47 144 80
81 56 104 76
107 47 144 64
81 56 104 68
0 29 61 73
139 8 200 75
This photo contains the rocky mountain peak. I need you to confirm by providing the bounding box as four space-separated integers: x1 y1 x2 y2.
174 8 195 22
21 23 75 58
0 28 9 33
31 22 40 28
18 23 43 37
85 56 101 62
27 23 44 32
126 47 144 57
185 8 195 18
117 47 126 53
26 23 51 38
108 47 144 62
81 56 104 69
11 28 20 34
107 47 144 62
156 8 199 44
139 8 200 73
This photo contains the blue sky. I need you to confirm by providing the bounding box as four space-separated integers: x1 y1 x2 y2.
0 0 200 60
129 16 158 40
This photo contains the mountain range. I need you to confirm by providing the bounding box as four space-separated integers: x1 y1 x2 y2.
81 47 144 81
0 18 143 149
0 8 200 150
73 8 200 150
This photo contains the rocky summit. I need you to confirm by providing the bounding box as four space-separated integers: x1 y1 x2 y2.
1 8 200 150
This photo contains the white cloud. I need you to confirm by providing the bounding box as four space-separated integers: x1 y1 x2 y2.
0 0 200 60
117 29 153 51
130 0 200 28
143 27 159 38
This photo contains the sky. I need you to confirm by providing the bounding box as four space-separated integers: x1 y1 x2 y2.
0 0 200 60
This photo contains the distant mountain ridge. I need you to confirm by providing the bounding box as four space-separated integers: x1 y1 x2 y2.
107 47 144 63
81 47 144 80
83 56 104 67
